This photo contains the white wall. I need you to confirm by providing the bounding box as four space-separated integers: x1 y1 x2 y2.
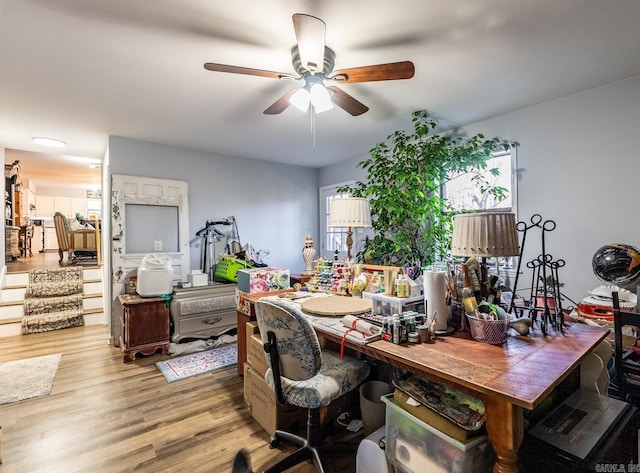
320 76 640 305
108 136 319 275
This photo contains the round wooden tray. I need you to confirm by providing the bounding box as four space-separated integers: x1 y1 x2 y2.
301 296 372 316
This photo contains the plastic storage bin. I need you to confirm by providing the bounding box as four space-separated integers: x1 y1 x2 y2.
136 253 173 297
362 292 424 316
382 394 494 473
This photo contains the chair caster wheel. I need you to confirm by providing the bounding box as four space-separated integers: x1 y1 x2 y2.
269 436 280 449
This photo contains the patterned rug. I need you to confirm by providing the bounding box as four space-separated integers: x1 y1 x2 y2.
0 353 61 405
156 343 237 383
23 267 84 334
26 267 83 298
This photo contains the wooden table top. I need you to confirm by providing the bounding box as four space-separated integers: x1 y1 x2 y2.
320 322 609 410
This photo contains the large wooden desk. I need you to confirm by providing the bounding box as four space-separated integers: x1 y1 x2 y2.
316 321 608 473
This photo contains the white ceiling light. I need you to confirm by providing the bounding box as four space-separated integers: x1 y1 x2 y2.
32 137 66 148
290 88 311 112
289 76 333 114
309 83 333 113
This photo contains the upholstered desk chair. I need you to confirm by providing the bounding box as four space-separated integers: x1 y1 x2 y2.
255 297 371 473
612 291 640 404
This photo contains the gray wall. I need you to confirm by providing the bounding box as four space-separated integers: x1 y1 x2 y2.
108 136 319 275
320 76 640 305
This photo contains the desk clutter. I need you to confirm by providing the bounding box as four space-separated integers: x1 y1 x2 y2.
243 294 495 473
238 285 611 473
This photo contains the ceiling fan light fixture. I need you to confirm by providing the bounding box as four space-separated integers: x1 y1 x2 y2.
205 14 412 118
310 83 333 113
290 88 310 112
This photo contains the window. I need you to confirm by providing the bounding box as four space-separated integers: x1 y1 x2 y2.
444 149 518 271
87 198 101 221
443 150 517 212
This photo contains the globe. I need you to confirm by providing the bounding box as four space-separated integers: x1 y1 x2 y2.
592 243 640 286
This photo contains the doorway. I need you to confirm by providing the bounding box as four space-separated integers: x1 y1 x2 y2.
4 148 102 274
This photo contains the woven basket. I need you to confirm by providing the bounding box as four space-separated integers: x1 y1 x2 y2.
466 314 509 345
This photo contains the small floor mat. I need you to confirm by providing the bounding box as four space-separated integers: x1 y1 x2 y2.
156 343 237 382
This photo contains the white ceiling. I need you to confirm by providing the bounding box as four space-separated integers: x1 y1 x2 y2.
2 0 640 186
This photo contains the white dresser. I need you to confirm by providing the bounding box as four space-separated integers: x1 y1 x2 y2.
169 283 237 342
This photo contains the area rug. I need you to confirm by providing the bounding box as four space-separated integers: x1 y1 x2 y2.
0 353 61 405
156 343 237 383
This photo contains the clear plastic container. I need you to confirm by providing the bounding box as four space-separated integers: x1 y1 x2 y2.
362 292 424 316
382 394 494 473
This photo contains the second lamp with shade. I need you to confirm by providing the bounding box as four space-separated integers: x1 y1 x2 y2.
328 197 371 260
450 212 520 299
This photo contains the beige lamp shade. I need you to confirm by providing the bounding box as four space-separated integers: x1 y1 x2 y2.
328 197 372 228
451 212 520 257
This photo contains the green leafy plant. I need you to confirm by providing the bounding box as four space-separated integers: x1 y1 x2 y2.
339 110 518 267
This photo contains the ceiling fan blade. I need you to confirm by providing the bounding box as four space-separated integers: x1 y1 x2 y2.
292 13 326 73
204 63 296 80
329 61 415 83
327 86 369 116
263 88 300 115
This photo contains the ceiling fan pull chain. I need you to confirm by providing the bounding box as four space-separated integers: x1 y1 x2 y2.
311 107 316 151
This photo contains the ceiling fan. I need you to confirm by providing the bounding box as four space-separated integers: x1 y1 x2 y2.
204 13 415 116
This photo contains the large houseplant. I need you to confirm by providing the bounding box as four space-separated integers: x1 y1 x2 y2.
340 110 518 268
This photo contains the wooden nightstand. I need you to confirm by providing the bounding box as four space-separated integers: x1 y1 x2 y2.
117 294 170 362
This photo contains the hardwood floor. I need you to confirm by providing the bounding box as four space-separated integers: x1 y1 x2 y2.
5 249 67 273
0 326 358 473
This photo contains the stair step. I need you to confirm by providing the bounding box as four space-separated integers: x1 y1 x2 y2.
1 282 103 303
0 308 105 337
3 267 102 287
1 266 106 337
0 295 104 320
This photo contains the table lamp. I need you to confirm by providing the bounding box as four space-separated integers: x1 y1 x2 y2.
450 212 520 298
328 197 371 260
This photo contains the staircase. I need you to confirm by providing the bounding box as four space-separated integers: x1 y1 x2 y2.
0 266 105 337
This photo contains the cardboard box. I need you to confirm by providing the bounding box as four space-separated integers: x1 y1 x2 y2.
238 267 290 293
187 271 208 287
243 363 306 437
578 316 636 351
246 322 269 378
246 320 259 335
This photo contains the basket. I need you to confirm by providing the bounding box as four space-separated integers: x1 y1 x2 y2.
214 256 253 283
466 314 509 345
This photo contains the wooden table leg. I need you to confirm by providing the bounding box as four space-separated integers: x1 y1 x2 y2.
237 311 251 376
484 398 524 473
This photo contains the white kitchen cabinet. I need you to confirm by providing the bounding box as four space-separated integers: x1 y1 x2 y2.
54 197 71 217
35 195 54 218
70 197 88 218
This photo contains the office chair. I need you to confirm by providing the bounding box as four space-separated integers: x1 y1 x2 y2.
255 297 371 473
612 291 640 403
231 448 252 473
